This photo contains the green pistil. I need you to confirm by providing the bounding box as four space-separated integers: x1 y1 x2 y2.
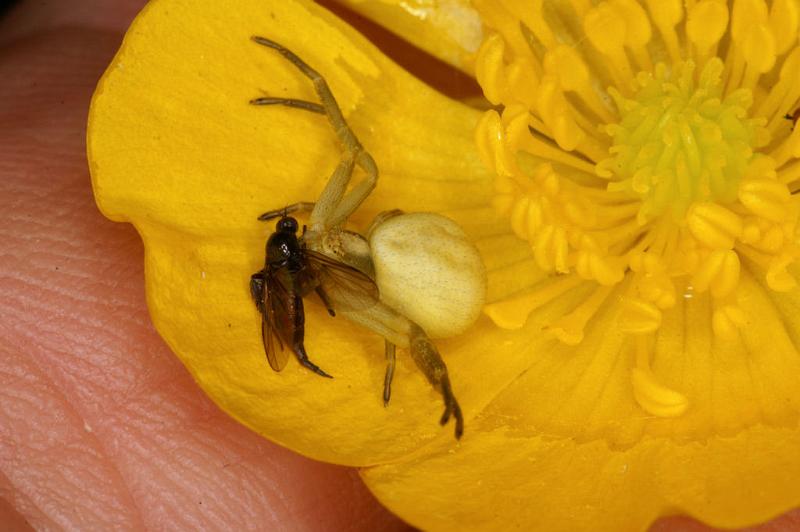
598 59 762 223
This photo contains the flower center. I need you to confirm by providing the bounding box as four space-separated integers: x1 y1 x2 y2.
600 59 761 223
472 0 800 422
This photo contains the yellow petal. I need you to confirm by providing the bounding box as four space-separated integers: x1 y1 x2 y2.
364 267 800 531
88 0 493 464
363 424 800 531
329 0 483 74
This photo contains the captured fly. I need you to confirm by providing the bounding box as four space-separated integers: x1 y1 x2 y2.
250 213 378 378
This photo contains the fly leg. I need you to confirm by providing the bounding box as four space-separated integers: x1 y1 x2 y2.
292 341 333 379
251 36 378 232
249 271 266 313
291 296 333 378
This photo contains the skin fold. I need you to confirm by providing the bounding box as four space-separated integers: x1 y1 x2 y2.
0 0 796 530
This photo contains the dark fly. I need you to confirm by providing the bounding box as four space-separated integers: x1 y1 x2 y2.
250 213 379 378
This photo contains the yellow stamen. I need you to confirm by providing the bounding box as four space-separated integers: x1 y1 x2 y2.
646 0 683 65
632 336 689 417
768 0 799 56
712 303 747 340
546 284 613 345
686 1 728 69
619 297 661 334
686 203 742 250
484 275 585 329
691 249 740 299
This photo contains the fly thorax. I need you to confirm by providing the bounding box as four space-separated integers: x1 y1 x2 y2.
266 232 300 267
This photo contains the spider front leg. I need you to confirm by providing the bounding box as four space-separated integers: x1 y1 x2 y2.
257 202 315 222
383 341 396 406
251 36 378 233
408 323 463 439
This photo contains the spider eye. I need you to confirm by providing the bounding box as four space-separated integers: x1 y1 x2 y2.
276 217 298 233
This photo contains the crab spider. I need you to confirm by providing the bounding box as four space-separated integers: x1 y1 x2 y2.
250 36 485 439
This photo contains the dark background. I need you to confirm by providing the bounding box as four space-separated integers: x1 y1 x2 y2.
0 0 19 17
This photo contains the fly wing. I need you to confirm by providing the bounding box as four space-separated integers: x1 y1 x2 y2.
305 250 379 312
262 272 291 372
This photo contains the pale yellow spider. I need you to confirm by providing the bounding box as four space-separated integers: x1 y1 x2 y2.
250 36 486 439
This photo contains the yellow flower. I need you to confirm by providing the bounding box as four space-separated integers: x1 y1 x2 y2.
87 0 800 530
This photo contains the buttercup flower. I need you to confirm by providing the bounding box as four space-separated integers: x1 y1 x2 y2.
88 0 800 530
